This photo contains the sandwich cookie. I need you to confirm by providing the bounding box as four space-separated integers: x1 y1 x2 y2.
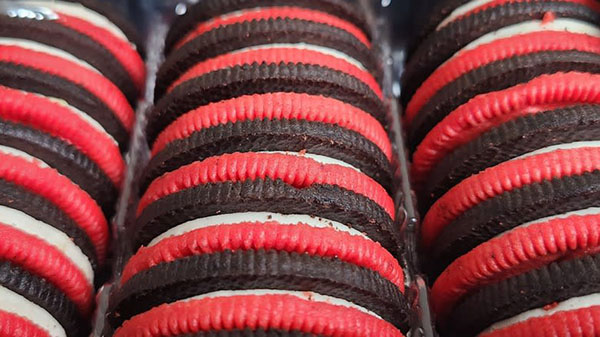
0 261 88 337
0 119 117 216
165 0 372 54
134 152 399 252
154 18 379 99
0 179 97 273
0 45 134 150
0 151 108 265
112 290 405 337
142 117 393 195
167 45 382 99
448 252 600 336
405 18 600 150
0 0 145 101
425 104 600 207
411 72 600 187
110 249 408 330
148 63 386 145
424 146 600 274
402 0 600 104
432 207 600 322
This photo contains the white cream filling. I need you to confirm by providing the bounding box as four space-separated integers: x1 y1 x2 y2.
178 289 382 319
16 0 129 43
494 207 600 241
148 211 368 247
258 150 361 172
25 91 118 146
0 38 98 73
512 141 600 161
0 205 93 285
437 0 495 29
233 43 368 71
0 145 49 168
445 19 600 65
0 285 66 337
481 292 600 335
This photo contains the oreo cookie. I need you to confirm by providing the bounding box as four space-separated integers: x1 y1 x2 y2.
0 179 98 273
426 150 600 274
0 4 144 103
112 289 404 337
165 0 372 54
0 119 117 217
432 205 600 323
110 249 408 330
155 18 380 99
0 62 131 150
404 21 600 129
448 253 600 336
142 119 393 194
402 0 600 103
411 72 600 186
134 152 398 252
0 260 88 337
407 50 600 151
424 104 600 206
148 63 386 145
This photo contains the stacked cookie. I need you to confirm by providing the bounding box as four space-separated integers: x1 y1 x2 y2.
403 0 600 336
0 1 144 337
107 1 410 336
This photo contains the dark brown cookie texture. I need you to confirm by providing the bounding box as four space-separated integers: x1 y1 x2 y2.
431 170 600 276
147 63 386 145
155 18 379 99
0 61 129 151
448 253 600 336
0 260 89 337
141 119 393 195
109 250 409 331
407 50 600 151
139 180 396 255
402 1 600 104
135 177 398 253
0 15 138 104
165 0 371 54
0 119 117 217
0 179 98 272
424 105 600 208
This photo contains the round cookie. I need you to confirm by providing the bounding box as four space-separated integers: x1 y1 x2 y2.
448 252 600 336
0 2 144 103
0 261 88 337
0 151 108 265
165 0 372 53
0 45 134 151
141 119 393 195
148 63 386 145
0 119 117 217
134 152 399 252
431 208 600 320
425 147 600 273
112 290 405 337
407 44 600 151
424 105 600 208
411 72 600 186
402 0 600 104
154 18 380 99
405 17 600 128
0 179 98 273
110 250 408 330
